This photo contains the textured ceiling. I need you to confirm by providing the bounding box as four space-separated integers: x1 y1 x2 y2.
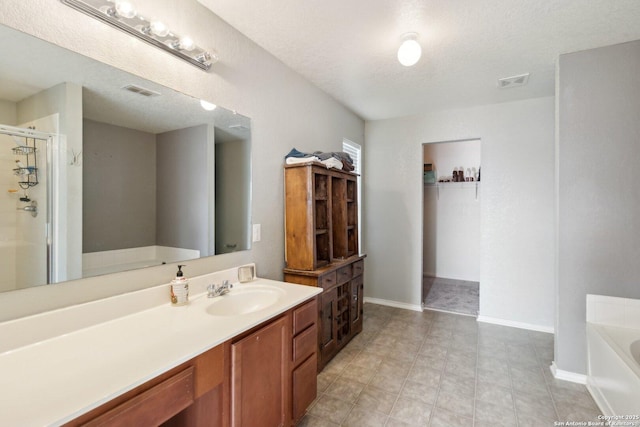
197 0 640 120
0 25 250 139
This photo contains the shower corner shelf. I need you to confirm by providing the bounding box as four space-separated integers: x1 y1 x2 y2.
13 167 37 176
12 146 37 155
11 141 39 189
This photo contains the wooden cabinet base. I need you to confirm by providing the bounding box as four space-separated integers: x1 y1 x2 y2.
284 256 364 372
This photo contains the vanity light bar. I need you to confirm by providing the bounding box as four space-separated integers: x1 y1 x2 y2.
60 0 217 71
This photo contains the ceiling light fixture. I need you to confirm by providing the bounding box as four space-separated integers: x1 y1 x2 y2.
60 0 218 71
200 99 217 111
397 32 422 67
149 20 170 37
114 1 136 19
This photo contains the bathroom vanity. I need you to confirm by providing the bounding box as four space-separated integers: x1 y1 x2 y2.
0 267 321 426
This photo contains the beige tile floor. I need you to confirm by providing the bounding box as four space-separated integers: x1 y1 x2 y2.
300 303 602 427
423 277 479 316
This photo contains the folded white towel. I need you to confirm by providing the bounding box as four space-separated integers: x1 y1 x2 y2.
321 157 343 170
285 156 320 165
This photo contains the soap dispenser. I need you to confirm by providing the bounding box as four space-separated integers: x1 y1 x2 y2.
170 265 189 306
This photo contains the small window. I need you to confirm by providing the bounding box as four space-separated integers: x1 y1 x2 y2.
343 139 362 254
342 139 361 174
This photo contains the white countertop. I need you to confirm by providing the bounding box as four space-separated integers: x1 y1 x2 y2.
0 276 321 426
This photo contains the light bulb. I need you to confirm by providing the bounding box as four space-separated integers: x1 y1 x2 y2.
179 36 195 51
200 100 217 111
115 1 136 19
397 33 422 67
150 21 169 37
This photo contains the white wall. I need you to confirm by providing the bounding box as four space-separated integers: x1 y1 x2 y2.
0 133 18 292
423 140 481 281
556 39 640 375
0 103 19 292
423 184 480 281
0 0 364 320
365 97 556 329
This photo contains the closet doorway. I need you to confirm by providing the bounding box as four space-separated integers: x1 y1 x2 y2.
422 139 480 316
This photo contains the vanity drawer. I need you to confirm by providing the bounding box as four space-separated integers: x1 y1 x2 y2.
352 260 364 278
336 265 352 284
293 298 317 335
84 367 194 426
320 272 337 290
293 324 317 364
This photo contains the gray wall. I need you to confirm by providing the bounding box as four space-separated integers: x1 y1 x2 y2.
83 119 157 252
556 40 640 374
215 137 251 254
365 97 556 329
156 124 211 255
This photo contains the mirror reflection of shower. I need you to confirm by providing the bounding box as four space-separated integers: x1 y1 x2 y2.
0 123 57 291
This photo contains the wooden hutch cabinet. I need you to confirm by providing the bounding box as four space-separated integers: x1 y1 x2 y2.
283 163 364 371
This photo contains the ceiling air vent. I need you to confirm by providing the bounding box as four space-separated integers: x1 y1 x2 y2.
122 84 161 97
228 124 250 131
497 73 530 89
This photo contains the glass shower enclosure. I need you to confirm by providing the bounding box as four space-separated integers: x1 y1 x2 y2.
0 124 55 292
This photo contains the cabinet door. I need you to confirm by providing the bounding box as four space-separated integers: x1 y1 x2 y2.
319 287 338 364
292 354 317 423
231 317 288 427
350 275 363 334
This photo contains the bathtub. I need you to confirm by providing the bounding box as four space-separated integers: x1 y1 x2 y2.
586 295 640 416
82 245 200 277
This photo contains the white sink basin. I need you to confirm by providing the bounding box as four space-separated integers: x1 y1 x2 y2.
205 284 286 316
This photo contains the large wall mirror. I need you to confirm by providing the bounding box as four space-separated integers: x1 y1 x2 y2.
0 24 252 293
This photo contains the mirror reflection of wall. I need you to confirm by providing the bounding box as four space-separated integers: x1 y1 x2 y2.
215 128 251 254
0 23 252 292
82 121 217 277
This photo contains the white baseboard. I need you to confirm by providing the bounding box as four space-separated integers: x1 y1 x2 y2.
586 379 614 416
364 297 422 312
422 306 477 318
550 361 587 384
476 315 554 334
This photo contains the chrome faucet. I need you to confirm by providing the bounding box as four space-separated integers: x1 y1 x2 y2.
207 280 233 298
